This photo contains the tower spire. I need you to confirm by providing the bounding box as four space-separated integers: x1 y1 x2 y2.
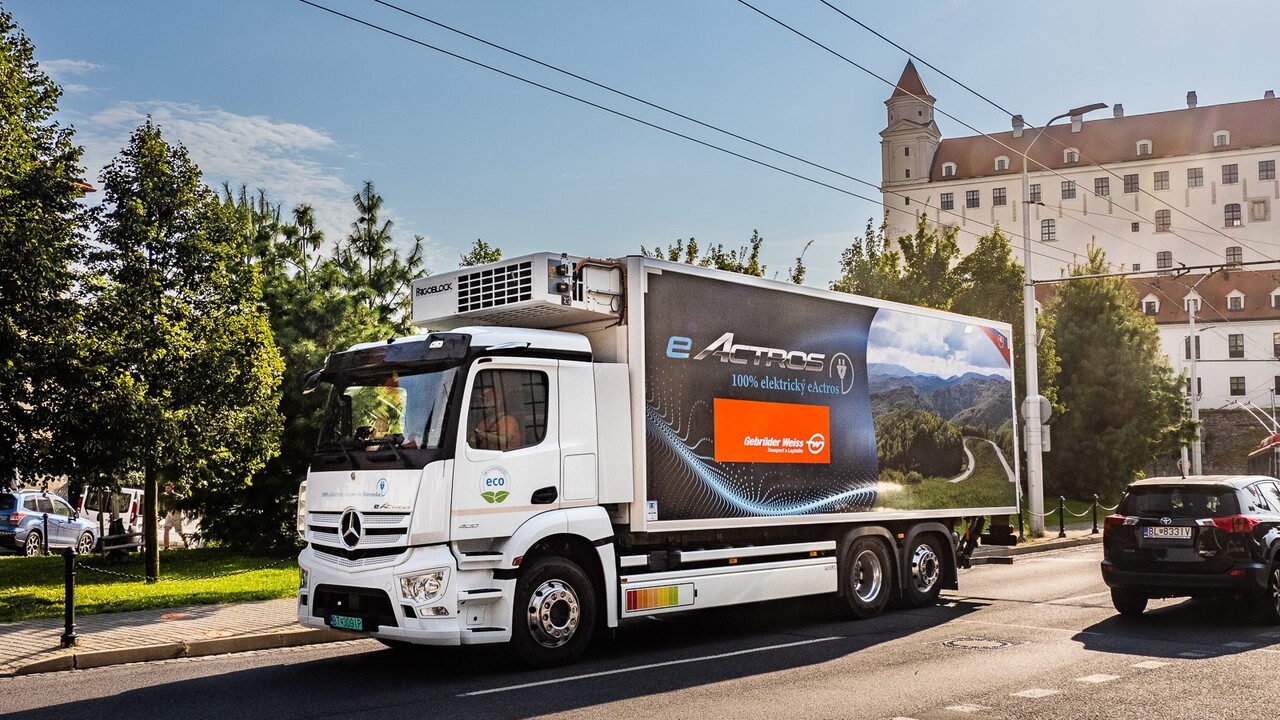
889 60 931 102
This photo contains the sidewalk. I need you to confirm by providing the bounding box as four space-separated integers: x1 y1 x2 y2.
0 527 1101 678
0 597 351 677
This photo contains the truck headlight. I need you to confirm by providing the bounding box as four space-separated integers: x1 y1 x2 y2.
399 570 446 604
299 567 309 591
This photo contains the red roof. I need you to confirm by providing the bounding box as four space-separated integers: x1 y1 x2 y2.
931 98 1280 182
1035 269 1280 325
889 60 931 101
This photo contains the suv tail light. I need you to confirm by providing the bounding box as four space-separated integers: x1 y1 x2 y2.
1210 515 1258 534
8 511 25 526
1104 514 1137 531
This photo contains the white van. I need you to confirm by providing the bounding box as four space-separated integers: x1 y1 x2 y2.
76 486 143 537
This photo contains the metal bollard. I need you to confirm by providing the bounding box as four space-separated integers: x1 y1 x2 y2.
61 547 78 648
1091 494 1099 534
43 513 49 556
1058 496 1066 538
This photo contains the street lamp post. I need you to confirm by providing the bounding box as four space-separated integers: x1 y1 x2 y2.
1021 102 1106 535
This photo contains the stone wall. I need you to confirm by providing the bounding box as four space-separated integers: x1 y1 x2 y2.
1145 408 1273 477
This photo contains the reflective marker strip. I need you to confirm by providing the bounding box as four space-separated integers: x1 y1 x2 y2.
626 584 686 611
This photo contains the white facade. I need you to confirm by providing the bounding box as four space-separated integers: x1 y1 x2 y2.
879 65 1280 412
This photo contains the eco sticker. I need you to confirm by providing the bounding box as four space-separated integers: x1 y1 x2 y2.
480 465 511 504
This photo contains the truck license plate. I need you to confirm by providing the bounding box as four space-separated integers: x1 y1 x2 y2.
329 614 363 631
1143 526 1192 539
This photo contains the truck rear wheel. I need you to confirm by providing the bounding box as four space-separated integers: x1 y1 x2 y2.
902 534 944 608
843 537 893 619
512 556 597 668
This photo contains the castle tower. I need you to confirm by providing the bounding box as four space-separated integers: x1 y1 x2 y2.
880 61 940 239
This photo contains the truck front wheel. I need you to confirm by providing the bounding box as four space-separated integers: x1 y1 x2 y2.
512 556 597 668
903 534 945 608
843 537 893 619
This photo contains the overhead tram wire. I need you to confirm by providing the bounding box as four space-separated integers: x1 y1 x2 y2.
296 0 1081 268
814 1 1279 263
367 0 1081 268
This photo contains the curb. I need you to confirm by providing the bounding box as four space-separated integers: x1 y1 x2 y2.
8 628 351 677
975 533 1103 558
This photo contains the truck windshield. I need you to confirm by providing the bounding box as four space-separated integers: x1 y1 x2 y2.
314 367 458 470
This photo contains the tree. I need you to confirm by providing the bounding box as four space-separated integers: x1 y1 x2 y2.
896 214 961 311
81 121 283 577
829 220 907 303
784 240 813 285
0 9 87 486
1043 243 1191 499
334 180 425 332
641 231 765 277
460 238 502 266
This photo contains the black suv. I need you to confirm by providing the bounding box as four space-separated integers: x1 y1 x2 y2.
1101 475 1280 621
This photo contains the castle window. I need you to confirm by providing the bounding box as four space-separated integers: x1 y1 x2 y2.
1227 293 1244 312
993 187 1007 206
1157 251 1173 270
1223 164 1239 184
1137 140 1152 156
1041 219 1056 242
1188 167 1203 187
1154 171 1169 191
1124 174 1139 193
905 169 911 179
1029 184 1041 203
1094 177 1109 196
1261 159 1275 180
1064 148 1079 163
1227 246 1243 264
1214 131 1230 147
966 190 980 208
1061 180 1076 199
904 147 910 157
995 155 1009 171
940 193 954 210
1225 203 1243 227
942 162 957 177
1155 209 1171 232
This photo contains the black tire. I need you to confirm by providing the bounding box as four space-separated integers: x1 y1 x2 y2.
77 531 95 556
23 531 42 557
843 537 893 619
1252 562 1280 625
902 533 945 608
511 556 597 668
1111 588 1148 617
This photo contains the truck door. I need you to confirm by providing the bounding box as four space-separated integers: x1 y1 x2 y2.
452 360 561 541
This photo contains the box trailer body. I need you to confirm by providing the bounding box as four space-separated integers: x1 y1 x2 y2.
297 253 1020 666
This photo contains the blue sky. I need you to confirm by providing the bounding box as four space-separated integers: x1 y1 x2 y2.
14 1 1280 287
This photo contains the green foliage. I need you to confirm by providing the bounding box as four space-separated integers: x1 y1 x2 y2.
333 180 426 333
459 238 502 266
874 408 965 478
1043 243 1192 499
785 239 813 285
642 230 766 277
0 549 297 622
829 220 906 302
77 121 284 574
875 440 1015 510
0 9 87 485
896 215 961 311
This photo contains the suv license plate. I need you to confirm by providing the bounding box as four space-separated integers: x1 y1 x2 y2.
329 614 363 631
1143 526 1192 539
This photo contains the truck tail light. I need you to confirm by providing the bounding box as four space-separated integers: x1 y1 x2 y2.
1211 515 1258 534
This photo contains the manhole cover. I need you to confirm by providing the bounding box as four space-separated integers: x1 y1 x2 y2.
941 637 1019 651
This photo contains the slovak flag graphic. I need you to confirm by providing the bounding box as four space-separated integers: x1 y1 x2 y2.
981 326 1012 366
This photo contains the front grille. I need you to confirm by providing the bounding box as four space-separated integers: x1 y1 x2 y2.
308 510 411 567
312 584 398 630
457 260 534 312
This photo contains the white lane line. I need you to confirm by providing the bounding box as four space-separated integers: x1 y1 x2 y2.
1132 661 1168 669
1038 591 1112 606
1259 631 1280 638
1223 641 1254 648
1012 688 1061 698
1076 674 1120 683
945 705 990 714
457 636 843 696
1179 651 1212 658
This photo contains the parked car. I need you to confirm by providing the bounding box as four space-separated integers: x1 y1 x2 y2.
0 489 99 556
75 485 144 553
1101 475 1280 622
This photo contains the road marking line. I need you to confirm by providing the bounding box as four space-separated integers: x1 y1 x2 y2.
1012 688 1061 698
1038 591 1112 606
1132 661 1168 669
1178 651 1211 658
456 636 843 696
1076 674 1120 683
1223 641 1254 648
945 705 989 713
1259 631 1280 638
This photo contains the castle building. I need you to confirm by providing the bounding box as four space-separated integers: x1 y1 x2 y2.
879 61 1280 415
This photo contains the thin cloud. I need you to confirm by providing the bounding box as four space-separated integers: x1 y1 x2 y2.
868 309 1010 378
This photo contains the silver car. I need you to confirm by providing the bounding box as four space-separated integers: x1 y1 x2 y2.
0 489 99 556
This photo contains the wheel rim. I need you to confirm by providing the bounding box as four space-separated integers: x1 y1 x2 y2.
852 548 884 602
911 542 940 593
526 579 581 648
24 534 40 556
1270 565 1280 617
78 533 94 555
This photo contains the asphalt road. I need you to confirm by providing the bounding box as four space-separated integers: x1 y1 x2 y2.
4 544 1278 720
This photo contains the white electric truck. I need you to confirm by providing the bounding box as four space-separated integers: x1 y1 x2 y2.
296 252 1020 666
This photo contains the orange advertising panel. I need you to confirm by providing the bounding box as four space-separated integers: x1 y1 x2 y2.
714 398 831 464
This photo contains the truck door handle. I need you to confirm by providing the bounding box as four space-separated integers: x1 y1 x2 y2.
531 487 558 505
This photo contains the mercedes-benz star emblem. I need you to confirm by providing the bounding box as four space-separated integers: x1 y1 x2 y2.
339 509 363 549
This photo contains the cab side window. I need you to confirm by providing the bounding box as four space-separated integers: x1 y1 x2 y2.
467 370 548 451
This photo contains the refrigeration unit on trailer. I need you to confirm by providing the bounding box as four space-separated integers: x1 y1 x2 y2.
297 252 1021 666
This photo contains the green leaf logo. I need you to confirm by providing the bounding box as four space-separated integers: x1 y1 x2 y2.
481 491 497 504
493 490 509 503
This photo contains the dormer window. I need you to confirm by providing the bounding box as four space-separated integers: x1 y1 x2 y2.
1214 131 1230 147
1141 294 1160 315
1227 290 1245 311
1064 148 1079 163
1270 288 1280 309
1184 294 1201 313
1137 140 1152 156
995 155 1009 171
942 162 957 178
